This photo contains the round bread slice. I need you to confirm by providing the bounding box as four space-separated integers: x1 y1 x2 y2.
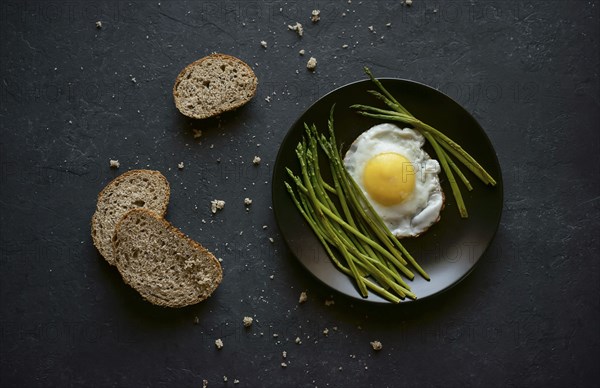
173 53 258 119
112 209 223 307
91 170 170 266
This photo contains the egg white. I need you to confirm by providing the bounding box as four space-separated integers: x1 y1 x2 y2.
343 123 444 237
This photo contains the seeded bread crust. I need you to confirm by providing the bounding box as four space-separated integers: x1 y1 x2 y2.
173 53 258 119
91 170 170 266
112 209 223 308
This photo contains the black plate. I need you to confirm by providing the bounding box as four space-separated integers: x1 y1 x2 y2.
272 78 503 303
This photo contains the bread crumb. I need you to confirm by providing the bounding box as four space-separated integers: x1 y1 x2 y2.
192 129 202 138
193 316 200 325
368 25 374 32
323 328 329 335
306 57 317 71
178 162 184 169
299 49 305 55
311 10 320 23
265 96 271 103
202 379 208 388
298 291 308 304
288 22 303 37
244 197 253 206
253 156 261 165
386 22 392 27
273 333 279 338
234 379 240 384
269 237 274 243
109 159 120 168
282 351 287 358
342 44 349 49
260 40 268 48
211 199 225 213
404 0 413 5
295 337 302 344
243 316 253 327
95 21 102 28
223 376 228 382
281 362 288 368
325 299 335 306
269 274 274 280
215 338 224 349
370 340 383 351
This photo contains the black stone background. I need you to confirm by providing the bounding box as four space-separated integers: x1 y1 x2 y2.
1 1 599 387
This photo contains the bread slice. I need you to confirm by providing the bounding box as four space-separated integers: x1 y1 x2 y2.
112 209 223 307
173 53 258 119
91 170 170 266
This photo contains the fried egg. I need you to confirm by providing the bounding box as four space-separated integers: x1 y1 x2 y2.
343 123 444 238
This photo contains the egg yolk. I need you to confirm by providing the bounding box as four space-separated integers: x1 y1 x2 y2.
362 152 416 206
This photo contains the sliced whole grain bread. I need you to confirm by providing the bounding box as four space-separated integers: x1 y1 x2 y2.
112 209 223 307
91 170 170 266
173 53 258 119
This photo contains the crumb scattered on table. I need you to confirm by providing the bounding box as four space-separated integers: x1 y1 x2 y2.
311 10 320 23
178 162 184 169
211 199 225 214
307 57 317 71
299 49 305 55
299 291 308 304
215 338 224 349
109 159 120 169
370 340 383 351
243 316 253 327
288 22 303 37
260 40 268 48
325 299 335 306
253 156 261 165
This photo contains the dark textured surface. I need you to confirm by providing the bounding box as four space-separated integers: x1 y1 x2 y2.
1 1 598 387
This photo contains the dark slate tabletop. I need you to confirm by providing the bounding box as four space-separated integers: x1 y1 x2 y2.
1 1 599 387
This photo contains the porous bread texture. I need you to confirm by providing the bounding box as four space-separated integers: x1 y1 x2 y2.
112 209 223 307
173 53 258 119
91 170 170 266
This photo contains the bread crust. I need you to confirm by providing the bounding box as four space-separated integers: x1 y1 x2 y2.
173 53 258 119
91 170 170 265
112 208 223 307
